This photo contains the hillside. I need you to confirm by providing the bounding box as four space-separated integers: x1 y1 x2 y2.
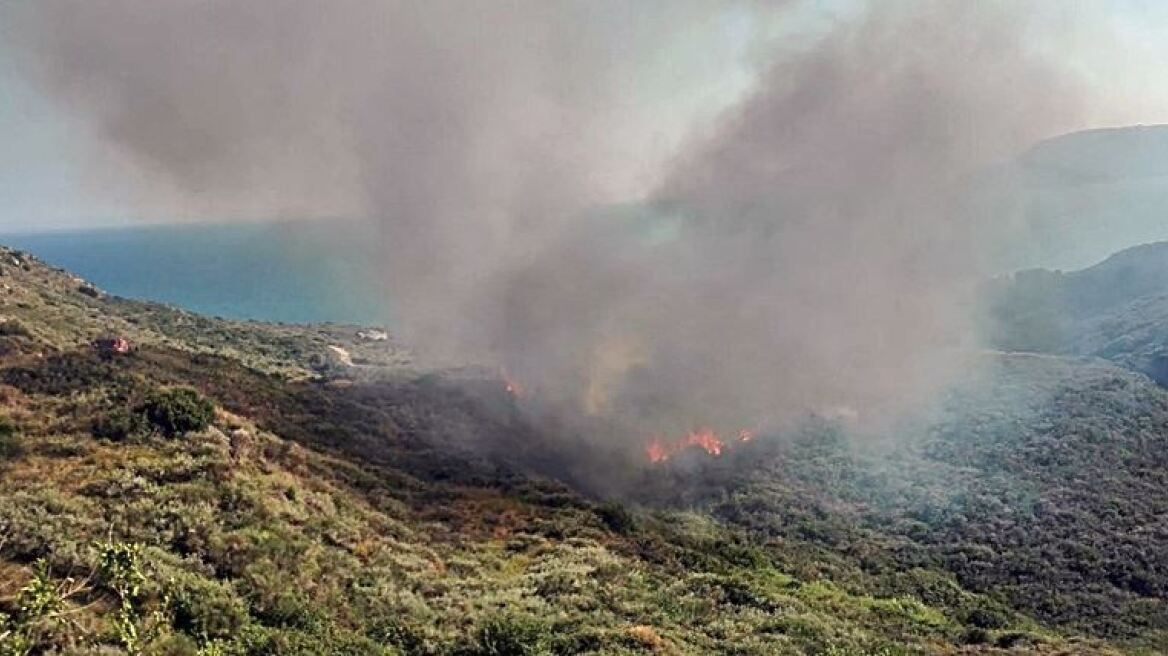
985 241 1168 384
2 245 1168 654
1019 126 1168 185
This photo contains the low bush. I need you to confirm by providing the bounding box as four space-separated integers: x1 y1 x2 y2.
964 606 1008 630
594 502 637 534
92 408 150 442
961 627 991 645
144 388 214 437
97 541 149 653
0 415 19 458
169 573 249 641
469 614 551 656
3 354 120 396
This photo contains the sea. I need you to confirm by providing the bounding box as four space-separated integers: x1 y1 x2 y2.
0 219 392 326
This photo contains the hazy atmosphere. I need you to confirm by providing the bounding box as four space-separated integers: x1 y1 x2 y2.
5 3 1168 653
6 0 1168 437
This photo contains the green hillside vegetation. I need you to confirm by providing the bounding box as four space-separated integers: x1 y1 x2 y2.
0 245 1164 654
985 242 1168 382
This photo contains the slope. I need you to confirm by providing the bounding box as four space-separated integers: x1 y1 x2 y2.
985 241 1168 384
0 244 1154 655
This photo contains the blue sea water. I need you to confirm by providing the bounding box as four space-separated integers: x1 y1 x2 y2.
1 220 391 326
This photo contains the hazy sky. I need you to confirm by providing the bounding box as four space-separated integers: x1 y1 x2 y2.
1 0 1167 233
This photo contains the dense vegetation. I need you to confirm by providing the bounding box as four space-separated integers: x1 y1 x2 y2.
1 245 1166 654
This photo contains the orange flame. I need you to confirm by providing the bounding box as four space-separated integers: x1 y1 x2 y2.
646 439 670 463
644 426 756 463
683 428 724 456
500 368 524 397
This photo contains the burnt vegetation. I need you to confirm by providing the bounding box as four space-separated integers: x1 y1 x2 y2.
1 246 1168 654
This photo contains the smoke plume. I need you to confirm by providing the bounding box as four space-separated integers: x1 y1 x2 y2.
6 1 1090 441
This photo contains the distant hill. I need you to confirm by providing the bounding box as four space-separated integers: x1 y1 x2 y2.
991 125 1168 272
986 241 1168 384
1020 125 1168 185
4 243 1168 653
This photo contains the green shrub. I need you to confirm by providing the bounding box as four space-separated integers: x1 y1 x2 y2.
594 502 637 534
98 542 148 653
994 631 1039 649
469 615 550 656
92 408 150 442
144 388 214 437
371 618 436 654
92 388 215 441
1 559 66 654
248 588 325 632
0 415 20 458
148 633 201 656
960 627 991 645
964 606 1008 630
169 574 248 640
225 550 323 630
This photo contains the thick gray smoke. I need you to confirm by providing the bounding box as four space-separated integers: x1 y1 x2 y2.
498 1 1089 436
7 0 756 356
7 1 1090 441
